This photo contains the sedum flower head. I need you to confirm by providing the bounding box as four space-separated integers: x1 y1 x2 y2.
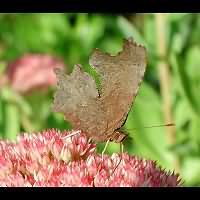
6 54 66 93
0 129 181 187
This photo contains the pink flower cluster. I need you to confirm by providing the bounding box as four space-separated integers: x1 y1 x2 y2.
6 54 66 94
0 129 181 187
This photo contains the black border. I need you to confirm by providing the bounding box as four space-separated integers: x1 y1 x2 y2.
1 187 200 200
0 0 200 12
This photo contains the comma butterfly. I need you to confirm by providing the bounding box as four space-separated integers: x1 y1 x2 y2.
52 38 147 143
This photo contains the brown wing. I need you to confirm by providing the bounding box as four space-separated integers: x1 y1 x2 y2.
53 38 147 142
89 38 147 140
52 64 108 140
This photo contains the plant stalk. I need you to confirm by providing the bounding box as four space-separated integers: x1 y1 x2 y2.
155 13 180 173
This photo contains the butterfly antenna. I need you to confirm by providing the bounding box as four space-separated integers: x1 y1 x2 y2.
125 123 175 131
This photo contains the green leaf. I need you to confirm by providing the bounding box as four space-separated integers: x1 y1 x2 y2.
182 157 200 186
190 115 200 146
46 113 72 131
0 97 4 138
174 100 193 129
75 14 105 51
170 54 200 116
185 46 200 102
117 16 147 48
4 102 20 141
1 87 32 116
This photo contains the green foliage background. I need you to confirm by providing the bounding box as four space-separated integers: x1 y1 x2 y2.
0 13 200 186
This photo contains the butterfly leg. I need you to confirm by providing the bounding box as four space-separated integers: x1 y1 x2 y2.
62 130 80 139
92 139 110 187
120 142 124 154
110 142 124 176
119 142 124 165
101 139 110 161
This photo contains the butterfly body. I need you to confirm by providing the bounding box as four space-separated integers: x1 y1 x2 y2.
53 38 147 143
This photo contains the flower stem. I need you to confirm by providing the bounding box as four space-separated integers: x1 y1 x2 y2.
155 13 180 173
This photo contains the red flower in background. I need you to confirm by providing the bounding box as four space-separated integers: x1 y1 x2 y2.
0 129 181 187
6 54 66 93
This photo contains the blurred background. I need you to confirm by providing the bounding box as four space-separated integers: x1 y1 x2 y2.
0 13 199 186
